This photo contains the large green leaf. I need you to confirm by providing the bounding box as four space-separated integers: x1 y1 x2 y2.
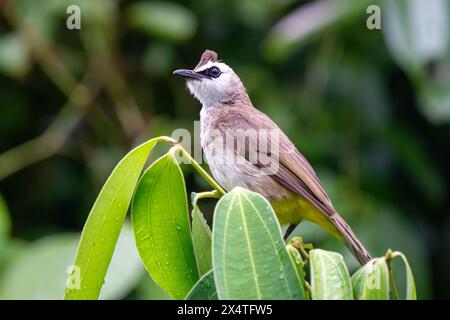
191 201 212 276
309 249 353 300
132 153 198 299
64 137 162 300
213 187 304 300
1 234 78 299
186 270 217 300
0 224 143 299
352 258 390 300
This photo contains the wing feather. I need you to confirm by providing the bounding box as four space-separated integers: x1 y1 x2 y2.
212 104 336 217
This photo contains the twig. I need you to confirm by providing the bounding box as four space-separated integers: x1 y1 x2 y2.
170 144 226 196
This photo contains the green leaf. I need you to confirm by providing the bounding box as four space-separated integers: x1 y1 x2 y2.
132 153 198 299
1 224 142 299
286 244 306 297
0 234 78 299
352 258 390 300
390 252 417 300
309 249 353 300
213 187 304 300
126 2 197 42
191 201 212 276
186 270 217 300
64 137 162 300
398 253 417 300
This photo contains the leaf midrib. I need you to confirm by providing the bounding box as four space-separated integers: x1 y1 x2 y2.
240 192 294 298
237 193 262 299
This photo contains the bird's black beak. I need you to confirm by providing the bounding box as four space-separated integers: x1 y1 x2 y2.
173 69 206 80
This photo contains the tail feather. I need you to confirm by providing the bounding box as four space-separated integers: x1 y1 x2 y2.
329 213 372 265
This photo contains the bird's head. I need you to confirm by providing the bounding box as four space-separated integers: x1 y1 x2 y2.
173 49 249 107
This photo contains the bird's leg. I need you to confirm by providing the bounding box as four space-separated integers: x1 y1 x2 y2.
283 223 299 242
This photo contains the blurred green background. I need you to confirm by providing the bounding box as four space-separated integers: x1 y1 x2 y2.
0 0 449 299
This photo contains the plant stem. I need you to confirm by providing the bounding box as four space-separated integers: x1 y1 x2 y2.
304 281 312 300
290 237 310 261
171 145 226 196
192 190 221 205
385 249 400 300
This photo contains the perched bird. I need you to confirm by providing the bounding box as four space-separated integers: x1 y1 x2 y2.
174 49 371 265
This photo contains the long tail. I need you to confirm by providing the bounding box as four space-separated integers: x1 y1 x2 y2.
329 213 372 265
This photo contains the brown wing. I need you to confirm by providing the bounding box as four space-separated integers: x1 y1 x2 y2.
211 104 336 217
209 103 372 264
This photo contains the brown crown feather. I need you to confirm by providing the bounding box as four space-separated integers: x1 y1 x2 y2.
195 49 218 70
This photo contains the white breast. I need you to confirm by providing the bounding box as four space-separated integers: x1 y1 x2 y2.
199 107 290 199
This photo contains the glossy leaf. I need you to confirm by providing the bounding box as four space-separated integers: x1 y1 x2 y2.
186 270 217 300
213 187 304 300
64 138 162 300
352 258 390 300
191 201 213 276
132 153 198 299
309 249 353 300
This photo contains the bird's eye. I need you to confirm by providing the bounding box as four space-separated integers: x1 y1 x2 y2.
209 66 221 78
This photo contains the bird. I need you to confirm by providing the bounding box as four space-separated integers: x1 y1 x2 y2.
173 49 372 265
